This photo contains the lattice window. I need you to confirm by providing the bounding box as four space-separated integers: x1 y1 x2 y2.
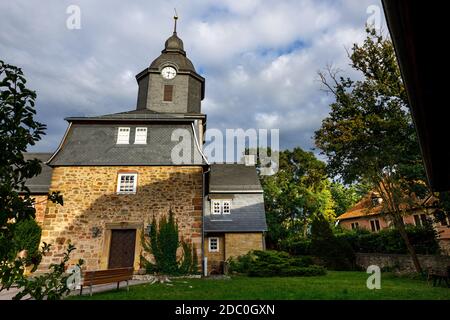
134 127 147 144
117 127 130 144
212 201 221 215
117 173 137 194
209 237 219 252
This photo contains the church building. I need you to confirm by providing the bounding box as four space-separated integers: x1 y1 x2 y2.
28 19 267 275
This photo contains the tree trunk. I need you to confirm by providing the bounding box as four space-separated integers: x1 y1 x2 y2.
393 215 423 274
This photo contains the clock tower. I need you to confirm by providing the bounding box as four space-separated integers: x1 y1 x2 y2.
135 16 205 114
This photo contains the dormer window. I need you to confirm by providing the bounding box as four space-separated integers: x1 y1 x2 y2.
222 201 231 214
134 127 147 144
211 200 232 215
117 127 130 144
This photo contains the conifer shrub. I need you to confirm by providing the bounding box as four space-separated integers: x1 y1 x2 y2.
140 210 199 275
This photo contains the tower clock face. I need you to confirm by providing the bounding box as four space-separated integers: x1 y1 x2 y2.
161 66 177 80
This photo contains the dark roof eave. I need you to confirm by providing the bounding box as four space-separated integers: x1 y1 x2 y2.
64 116 206 122
204 229 267 233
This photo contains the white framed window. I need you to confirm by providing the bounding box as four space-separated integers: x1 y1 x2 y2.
222 201 231 214
117 173 137 194
210 200 232 215
117 127 130 144
209 237 219 252
134 127 147 144
212 201 221 215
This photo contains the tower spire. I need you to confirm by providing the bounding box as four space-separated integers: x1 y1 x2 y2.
173 8 178 34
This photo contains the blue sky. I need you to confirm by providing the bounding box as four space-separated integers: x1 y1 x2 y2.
0 0 384 154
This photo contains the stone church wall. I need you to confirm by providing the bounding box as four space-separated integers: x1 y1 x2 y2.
39 166 203 271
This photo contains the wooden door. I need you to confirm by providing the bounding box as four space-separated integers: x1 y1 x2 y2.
108 229 136 269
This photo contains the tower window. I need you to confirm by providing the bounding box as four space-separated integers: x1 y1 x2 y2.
134 127 147 144
163 85 173 102
117 127 130 144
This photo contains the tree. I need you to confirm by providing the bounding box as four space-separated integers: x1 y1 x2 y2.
0 60 62 248
0 60 73 299
310 214 355 270
258 148 335 247
314 28 428 273
330 182 368 216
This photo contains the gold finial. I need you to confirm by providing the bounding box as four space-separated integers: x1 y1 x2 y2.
173 8 178 34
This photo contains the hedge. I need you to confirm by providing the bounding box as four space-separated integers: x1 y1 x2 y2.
281 224 440 256
227 250 326 277
335 224 440 255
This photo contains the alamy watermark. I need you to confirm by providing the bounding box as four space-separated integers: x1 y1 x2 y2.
171 128 279 175
66 265 81 290
66 5 81 30
366 5 382 31
366 265 381 290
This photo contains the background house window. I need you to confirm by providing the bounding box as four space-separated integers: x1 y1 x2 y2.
414 214 428 226
211 200 232 215
134 127 147 144
370 219 380 232
117 127 130 144
163 85 173 102
351 222 359 230
117 173 137 194
209 237 219 252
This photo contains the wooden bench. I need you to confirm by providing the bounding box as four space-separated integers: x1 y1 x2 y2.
80 267 134 296
428 266 450 288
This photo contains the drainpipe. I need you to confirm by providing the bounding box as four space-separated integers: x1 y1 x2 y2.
201 167 210 277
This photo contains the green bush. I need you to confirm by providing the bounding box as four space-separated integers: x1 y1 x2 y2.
335 223 440 255
228 250 326 277
279 238 311 255
12 219 42 257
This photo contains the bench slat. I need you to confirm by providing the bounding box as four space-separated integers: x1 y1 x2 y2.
81 267 134 286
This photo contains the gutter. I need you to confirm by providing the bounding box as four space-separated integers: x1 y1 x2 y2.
191 123 209 165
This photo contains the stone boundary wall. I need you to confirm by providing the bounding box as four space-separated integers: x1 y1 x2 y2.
356 253 450 273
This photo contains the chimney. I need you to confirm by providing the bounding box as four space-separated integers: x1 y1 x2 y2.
244 154 256 166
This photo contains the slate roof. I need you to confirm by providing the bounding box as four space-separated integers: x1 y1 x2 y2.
204 196 268 233
337 192 436 221
48 122 205 166
209 164 263 192
22 153 53 194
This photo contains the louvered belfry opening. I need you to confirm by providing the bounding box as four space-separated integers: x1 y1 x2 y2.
163 85 173 102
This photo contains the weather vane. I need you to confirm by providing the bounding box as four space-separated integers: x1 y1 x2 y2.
173 8 178 34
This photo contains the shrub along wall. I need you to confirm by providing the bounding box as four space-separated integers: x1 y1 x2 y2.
335 225 440 255
281 224 440 257
227 250 326 277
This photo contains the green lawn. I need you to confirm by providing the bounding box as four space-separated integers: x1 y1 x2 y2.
68 271 450 300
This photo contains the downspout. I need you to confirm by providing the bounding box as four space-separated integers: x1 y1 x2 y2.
201 167 210 277
192 122 210 276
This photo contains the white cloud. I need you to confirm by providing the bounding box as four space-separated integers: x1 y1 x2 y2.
0 0 385 153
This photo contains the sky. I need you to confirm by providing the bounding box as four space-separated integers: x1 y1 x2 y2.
0 0 385 154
